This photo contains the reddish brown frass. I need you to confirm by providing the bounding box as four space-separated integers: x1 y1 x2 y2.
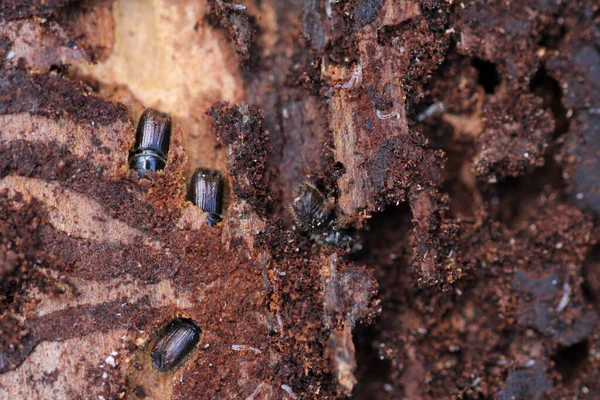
188 168 225 227
151 318 201 372
129 108 172 177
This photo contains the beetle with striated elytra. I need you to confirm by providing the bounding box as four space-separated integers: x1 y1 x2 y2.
129 108 172 177
188 167 225 227
151 318 201 372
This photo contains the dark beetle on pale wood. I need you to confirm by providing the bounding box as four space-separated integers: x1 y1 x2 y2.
129 108 172 177
188 167 225 227
151 318 201 372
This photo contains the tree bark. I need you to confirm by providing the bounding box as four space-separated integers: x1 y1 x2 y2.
1 0 599 399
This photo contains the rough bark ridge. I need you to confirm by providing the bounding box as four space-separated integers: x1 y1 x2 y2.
0 0 599 399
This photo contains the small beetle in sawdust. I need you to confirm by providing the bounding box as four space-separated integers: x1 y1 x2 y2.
129 108 172 177
188 167 226 227
291 182 356 248
151 318 201 372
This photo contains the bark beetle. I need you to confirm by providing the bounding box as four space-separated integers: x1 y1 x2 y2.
1 0 600 399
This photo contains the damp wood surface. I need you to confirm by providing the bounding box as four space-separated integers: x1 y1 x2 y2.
0 0 599 399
